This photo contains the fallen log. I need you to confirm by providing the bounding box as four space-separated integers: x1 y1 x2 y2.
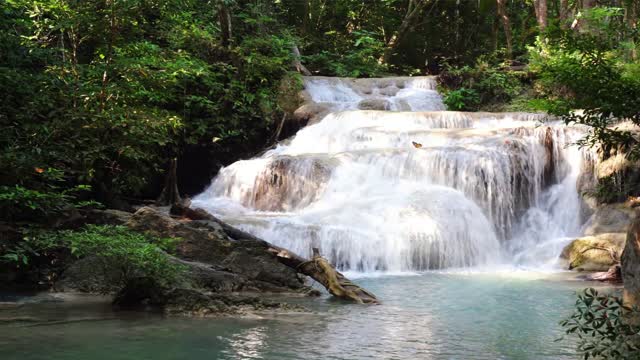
170 204 379 304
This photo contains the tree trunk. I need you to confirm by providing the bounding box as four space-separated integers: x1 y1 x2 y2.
627 1 638 60
559 0 569 20
291 45 311 76
218 2 232 48
156 158 182 206
534 0 548 31
581 0 596 9
381 0 432 64
622 214 640 309
496 0 513 58
171 204 379 304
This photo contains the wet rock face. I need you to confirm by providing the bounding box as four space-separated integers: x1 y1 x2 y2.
357 99 391 111
560 233 626 271
250 156 332 212
582 204 635 236
292 103 331 126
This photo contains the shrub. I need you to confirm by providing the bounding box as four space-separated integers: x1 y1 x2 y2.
560 288 640 360
443 88 480 111
1 225 183 290
438 58 525 111
62 225 183 290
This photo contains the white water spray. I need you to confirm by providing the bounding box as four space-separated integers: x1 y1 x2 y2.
194 76 592 272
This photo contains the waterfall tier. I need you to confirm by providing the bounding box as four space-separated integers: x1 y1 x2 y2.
195 77 593 272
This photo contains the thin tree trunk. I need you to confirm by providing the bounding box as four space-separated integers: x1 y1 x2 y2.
534 0 548 31
381 0 432 64
291 45 311 75
626 0 638 60
559 0 569 20
218 2 232 48
496 0 513 58
156 158 182 206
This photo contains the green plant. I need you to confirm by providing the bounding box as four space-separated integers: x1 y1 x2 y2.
0 228 61 267
439 59 525 111
443 88 480 111
529 7 640 161
62 225 183 289
560 288 640 360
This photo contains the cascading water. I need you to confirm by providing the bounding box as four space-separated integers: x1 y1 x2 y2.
194 76 594 272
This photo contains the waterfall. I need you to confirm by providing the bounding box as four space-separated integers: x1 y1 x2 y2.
194 76 592 272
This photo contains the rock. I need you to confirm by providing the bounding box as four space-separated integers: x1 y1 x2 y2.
112 277 166 309
582 204 634 235
292 103 330 125
162 289 305 316
357 99 391 110
81 209 133 226
57 256 120 293
126 207 305 291
622 215 640 308
113 281 304 316
560 233 626 271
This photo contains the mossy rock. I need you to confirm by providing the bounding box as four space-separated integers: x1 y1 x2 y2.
560 233 626 271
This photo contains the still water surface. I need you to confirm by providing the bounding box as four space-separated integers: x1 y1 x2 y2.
0 272 615 360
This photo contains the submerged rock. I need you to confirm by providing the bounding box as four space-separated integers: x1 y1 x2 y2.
560 233 626 271
112 277 305 316
357 99 391 111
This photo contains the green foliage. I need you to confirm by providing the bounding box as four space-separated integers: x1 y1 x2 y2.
0 228 61 267
0 167 98 221
303 30 388 77
62 225 183 289
529 7 640 160
439 59 525 111
0 0 297 208
443 88 480 111
560 288 640 360
1 224 182 290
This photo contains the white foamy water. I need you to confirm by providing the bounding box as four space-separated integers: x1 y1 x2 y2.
194 77 594 272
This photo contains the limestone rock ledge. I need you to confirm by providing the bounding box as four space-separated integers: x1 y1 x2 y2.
560 233 626 271
58 207 311 315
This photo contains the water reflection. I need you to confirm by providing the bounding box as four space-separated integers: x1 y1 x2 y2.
223 326 267 359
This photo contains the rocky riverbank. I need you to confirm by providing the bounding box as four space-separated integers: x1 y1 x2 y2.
2 206 318 317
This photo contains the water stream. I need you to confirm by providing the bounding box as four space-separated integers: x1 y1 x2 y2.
194 76 593 272
0 273 615 360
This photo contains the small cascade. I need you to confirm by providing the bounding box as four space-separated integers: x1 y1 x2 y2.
195 76 594 272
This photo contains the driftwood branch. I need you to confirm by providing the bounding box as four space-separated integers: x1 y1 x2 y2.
170 204 379 304
580 246 620 263
291 45 311 76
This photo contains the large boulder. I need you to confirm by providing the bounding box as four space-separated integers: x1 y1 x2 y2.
560 233 626 271
582 204 634 235
126 207 305 291
622 215 640 308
